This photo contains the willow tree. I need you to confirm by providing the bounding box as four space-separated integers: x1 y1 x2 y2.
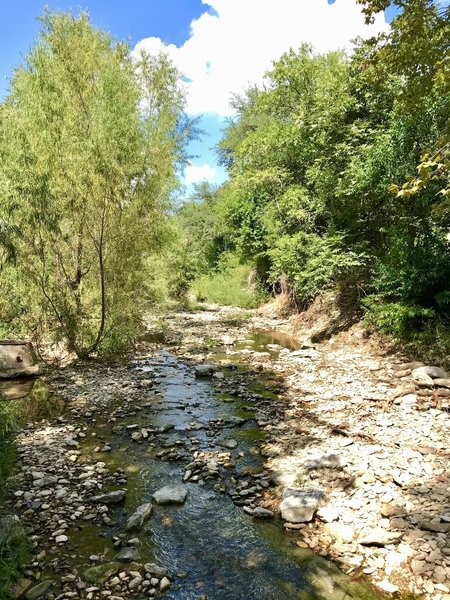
0 11 185 355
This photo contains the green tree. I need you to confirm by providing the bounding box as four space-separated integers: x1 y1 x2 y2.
0 11 186 355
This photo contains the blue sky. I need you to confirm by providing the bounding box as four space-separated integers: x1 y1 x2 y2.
0 0 392 195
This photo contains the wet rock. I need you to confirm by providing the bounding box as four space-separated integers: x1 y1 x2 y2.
219 439 238 449
83 562 121 584
280 487 325 523
160 577 171 592
152 485 188 505
24 580 53 600
252 507 274 518
116 547 141 562
126 503 153 531
194 364 214 377
91 490 126 504
144 563 168 578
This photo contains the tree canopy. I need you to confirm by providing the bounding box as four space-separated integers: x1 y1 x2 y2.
0 11 187 355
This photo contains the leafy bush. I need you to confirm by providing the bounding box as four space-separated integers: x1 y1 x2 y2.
363 296 435 337
268 233 365 304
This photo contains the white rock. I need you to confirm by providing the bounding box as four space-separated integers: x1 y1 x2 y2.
152 485 188 505
279 487 325 523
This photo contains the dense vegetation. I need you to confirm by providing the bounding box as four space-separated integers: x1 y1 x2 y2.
176 0 450 356
0 11 188 356
0 2 449 356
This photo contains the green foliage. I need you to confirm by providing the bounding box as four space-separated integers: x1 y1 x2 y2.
359 0 450 202
363 296 435 337
268 233 365 304
191 253 267 308
0 10 187 356
175 182 229 273
212 16 449 352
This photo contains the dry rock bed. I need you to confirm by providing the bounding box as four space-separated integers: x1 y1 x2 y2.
5 304 450 600
161 306 450 599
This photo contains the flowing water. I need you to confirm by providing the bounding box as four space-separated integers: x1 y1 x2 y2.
1 333 388 600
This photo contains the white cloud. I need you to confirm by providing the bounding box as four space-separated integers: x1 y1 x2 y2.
133 0 389 116
184 163 217 185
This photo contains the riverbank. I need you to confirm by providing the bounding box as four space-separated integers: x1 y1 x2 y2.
160 305 450 599
2 304 449 599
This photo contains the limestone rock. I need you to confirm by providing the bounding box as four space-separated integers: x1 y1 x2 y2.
325 522 355 543
0 340 40 379
0 514 25 546
160 577 171 592
304 453 346 470
91 490 126 504
359 528 403 546
219 439 238 449
252 507 274 518
412 365 448 380
152 485 188 505
435 378 450 389
116 547 141 562
144 563 168 578
126 503 153 531
419 519 450 533
194 364 214 377
12 579 32 599
280 487 325 523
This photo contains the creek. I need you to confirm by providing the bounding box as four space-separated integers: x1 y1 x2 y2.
1 330 388 600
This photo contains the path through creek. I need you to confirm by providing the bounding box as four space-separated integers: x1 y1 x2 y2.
5 306 449 600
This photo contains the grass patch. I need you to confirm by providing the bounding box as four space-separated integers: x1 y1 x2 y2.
0 532 31 600
0 401 30 598
191 263 267 309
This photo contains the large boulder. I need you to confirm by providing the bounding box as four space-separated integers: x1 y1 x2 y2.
0 340 40 379
0 378 35 400
280 487 325 523
412 365 448 383
152 485 188 505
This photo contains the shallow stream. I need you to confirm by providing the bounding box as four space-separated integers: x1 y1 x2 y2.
1 331 388 600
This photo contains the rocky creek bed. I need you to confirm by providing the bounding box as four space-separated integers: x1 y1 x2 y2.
2 305 450 600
